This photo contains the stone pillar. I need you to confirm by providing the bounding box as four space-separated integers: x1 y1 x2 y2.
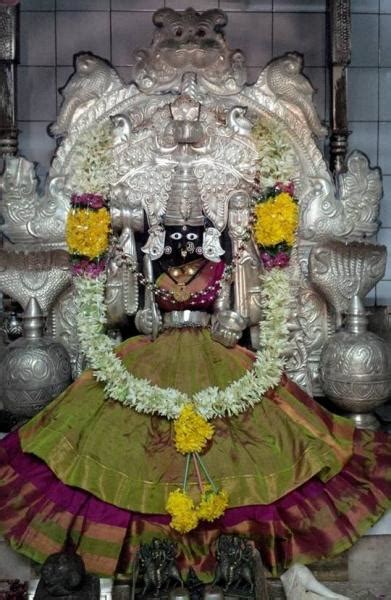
327 0 351 176
0 3 18 157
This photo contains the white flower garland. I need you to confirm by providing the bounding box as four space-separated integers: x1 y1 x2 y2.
252 120 296 188
69 124 113 195
74 266 291 420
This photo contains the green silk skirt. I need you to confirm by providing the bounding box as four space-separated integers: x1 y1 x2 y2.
19 329 354 514
1 329 390 577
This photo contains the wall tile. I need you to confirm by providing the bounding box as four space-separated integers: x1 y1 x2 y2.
18 121 57 172
364 286 376 306
56 11 110 66
112 0 164 9
115 66 134 84
56 66 74 91
246 66 262 84
20 0 54 9
349 121 379 168
380 0 391 12
379 68 391 120
56 0 109 9
348 68 378 121
165 0 218 8
273 13 326 66
224 12 272 67
379 122 391 174
380 175 391 227
17 67 56 121
273 0 325 11
380 14 391 66
375 280 391 305
20 12 55 66
111 12 156 66
351 14 379 67
352 0 379 11
304 66 326 122
219 0 272 11
56 66 74 113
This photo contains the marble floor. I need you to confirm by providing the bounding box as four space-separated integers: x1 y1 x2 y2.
267 580 390 599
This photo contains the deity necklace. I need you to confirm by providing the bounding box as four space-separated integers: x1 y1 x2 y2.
161 258 207 302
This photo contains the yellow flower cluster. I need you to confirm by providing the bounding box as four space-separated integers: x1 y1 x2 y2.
174 404 214 455
197 486 229 522
253 192 299 248
166 489 199 534
166 487 229 533
66 208 111 259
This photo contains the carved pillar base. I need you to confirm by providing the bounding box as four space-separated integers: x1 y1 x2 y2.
0 126 18 156
329 129 350 176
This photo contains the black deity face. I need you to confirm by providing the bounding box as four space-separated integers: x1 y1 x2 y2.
163 225 203 265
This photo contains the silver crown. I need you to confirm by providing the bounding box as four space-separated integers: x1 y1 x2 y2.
164 164 204 227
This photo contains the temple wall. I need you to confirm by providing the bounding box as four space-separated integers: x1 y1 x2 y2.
17 0 391 304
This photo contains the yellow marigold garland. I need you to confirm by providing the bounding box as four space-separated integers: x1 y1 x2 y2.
165 489 199 534
174 404 214 455
168 412 230 534
253 191 299 248
197 486 229 522
66 207 111 259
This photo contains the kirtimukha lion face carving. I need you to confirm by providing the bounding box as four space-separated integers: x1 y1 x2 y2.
132 8 247 94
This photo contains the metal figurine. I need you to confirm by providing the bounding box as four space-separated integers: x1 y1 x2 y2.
33 552 100 600
213 536 255 595
138 538 182 597
184 568 205 600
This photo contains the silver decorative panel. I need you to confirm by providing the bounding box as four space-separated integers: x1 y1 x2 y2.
0 7 386 392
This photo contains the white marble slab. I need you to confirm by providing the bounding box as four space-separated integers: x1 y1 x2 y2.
365 510 391 535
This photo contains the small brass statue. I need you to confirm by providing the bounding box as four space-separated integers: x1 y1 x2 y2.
139 538 182 596
33 552 100 599
213 535 254 594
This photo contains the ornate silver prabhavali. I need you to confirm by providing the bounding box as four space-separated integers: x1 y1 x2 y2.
0 7 387 406
1 297 72 419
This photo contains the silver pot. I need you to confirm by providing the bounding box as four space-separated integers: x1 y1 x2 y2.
319 296 391 429
1 297 72 419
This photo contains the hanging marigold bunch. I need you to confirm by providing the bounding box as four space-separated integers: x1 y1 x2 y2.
66 199 111 260
166 489 199 534
166 405 229 533
197 486 229 522
252 181 299 270
174 404 214 455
